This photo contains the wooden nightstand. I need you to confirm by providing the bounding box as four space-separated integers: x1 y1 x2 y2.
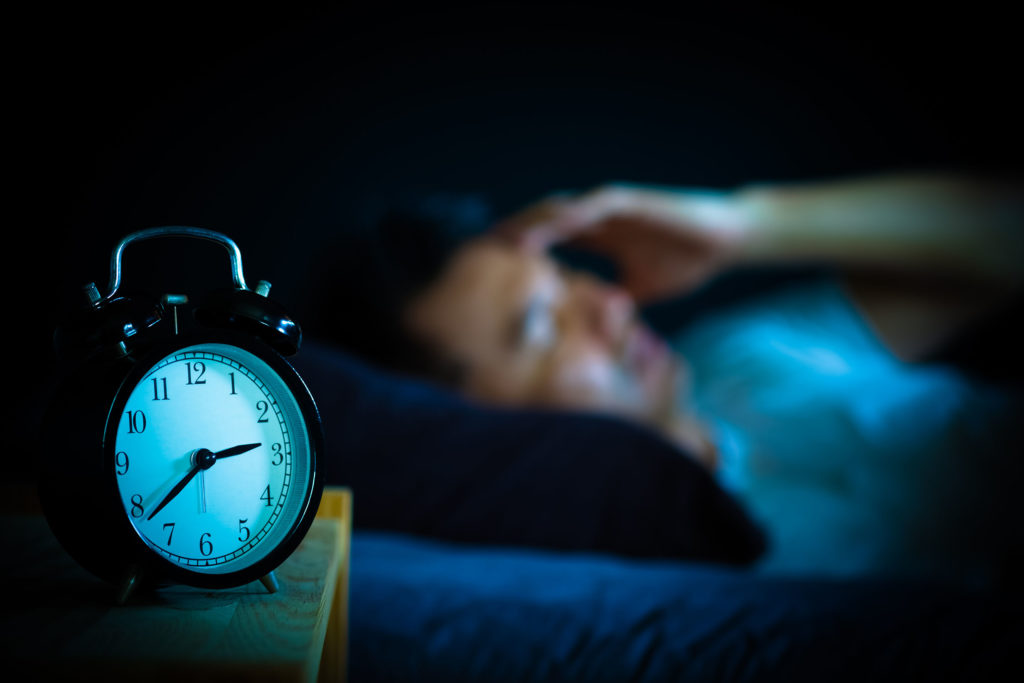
0 485 352 683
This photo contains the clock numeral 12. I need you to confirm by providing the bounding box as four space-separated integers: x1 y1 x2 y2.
186 362 207 385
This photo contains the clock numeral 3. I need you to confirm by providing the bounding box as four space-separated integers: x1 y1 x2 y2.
271 443 283 466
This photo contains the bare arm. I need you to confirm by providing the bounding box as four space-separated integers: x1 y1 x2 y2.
496 173 1024 360
734 173 1024 289
732 174 1023 359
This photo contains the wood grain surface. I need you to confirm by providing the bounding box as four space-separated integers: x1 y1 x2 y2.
0 487 351 683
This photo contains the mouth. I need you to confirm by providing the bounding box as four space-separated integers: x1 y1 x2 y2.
622 323 671 376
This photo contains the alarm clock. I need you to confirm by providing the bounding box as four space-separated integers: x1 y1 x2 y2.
38 227 324 602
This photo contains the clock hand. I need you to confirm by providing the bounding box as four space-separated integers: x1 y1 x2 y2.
147 458 203 521
212 443 262 459
145 444 261 521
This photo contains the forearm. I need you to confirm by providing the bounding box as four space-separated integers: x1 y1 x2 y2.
730 174 1024 289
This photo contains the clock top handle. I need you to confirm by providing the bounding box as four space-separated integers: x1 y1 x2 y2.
96 226 256 305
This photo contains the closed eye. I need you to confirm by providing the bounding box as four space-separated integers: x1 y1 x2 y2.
511 297 556 350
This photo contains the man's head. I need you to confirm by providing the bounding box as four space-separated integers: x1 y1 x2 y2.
316 194 714 465
402 236 684 427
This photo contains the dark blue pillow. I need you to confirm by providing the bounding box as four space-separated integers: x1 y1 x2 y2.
293 339 766 565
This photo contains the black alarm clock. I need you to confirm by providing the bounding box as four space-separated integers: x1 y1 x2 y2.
38 227 324 603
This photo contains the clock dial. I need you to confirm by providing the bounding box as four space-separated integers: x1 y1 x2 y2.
113 343 312 575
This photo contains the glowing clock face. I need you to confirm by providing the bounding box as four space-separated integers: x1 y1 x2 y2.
112 343 313 575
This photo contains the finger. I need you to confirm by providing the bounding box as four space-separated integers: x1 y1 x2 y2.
492 194 570 232
492 194 597 249
492 216 562 250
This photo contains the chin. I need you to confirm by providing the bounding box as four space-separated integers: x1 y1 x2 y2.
646 356 682 419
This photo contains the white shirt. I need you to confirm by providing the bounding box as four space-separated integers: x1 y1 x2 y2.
673 278 1023 587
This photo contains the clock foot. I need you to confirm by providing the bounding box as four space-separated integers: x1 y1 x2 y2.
259 571 280 594
116 566 143 605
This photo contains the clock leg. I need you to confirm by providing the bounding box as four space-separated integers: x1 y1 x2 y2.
116 566 143 605
259 571 280 594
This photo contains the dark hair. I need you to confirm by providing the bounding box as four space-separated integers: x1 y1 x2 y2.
306 192 493 383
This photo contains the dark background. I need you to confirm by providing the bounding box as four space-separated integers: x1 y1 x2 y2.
12 3 1021 473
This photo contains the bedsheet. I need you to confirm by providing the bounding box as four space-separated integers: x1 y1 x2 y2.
348 531 1023 682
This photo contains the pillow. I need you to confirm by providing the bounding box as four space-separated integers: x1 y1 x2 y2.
292 339 766 565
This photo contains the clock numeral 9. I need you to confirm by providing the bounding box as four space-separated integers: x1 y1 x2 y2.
238 519 250 542
125 410 147 434
271 443 283 466
115 451 129 475
186 362 207 385
130 494 145 518
199 532 213 557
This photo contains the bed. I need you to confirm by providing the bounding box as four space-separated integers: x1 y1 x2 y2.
292 339 1024 682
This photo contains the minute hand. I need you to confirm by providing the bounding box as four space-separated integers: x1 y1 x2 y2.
147 463 201 521
146 443 262 521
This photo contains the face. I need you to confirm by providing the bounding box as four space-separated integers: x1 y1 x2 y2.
404 238 684 427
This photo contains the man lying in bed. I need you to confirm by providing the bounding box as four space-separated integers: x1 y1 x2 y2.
345 173 1024 587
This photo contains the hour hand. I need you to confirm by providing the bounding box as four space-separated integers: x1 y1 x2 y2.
213 443 261 459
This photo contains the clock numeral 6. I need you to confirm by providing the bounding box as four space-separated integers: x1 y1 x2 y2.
115 451 129 475
125 410 147 434
199 532 213 557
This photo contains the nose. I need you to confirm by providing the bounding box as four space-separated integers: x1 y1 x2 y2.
577 276 635 346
